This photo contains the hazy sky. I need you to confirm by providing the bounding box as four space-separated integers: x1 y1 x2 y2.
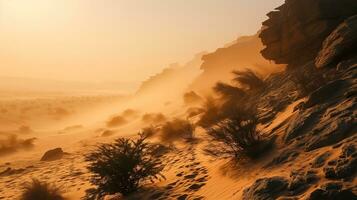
0 0 284 83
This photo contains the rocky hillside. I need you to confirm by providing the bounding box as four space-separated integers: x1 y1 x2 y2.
240 0 357 199
135 53 204 103
189 33 282 95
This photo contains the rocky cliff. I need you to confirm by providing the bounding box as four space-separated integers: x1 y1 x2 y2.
241 1 357 199
189 33 283 95
259 0 357 67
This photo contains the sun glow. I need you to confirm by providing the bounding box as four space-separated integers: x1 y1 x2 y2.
1 0 81 31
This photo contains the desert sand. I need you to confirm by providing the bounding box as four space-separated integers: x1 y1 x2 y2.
1 0 357 200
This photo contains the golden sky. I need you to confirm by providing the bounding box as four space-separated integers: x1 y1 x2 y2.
0 0 283 83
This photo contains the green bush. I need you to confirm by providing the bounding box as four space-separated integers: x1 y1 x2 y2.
85 134 165 197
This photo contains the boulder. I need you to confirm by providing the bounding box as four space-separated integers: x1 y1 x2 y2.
312 151 331 168
316 15 357 68
40 148 64 161
288 170 318 194
308 186 357 200
243 176 288 200
323 143 357 179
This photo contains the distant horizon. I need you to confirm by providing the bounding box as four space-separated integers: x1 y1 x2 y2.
0 0 284 83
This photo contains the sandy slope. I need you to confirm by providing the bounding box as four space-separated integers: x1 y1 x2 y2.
0 93 294 200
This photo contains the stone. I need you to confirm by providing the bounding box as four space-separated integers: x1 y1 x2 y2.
323 144 357 179
243 176 288 200
308 188 357 200
316 15 357 68
304 80 348 108
312 151 331 168
288 170 318 194
266 150 299 167
40 148 65 161
103 193 123 200
321 182 343 191
306 116 355 151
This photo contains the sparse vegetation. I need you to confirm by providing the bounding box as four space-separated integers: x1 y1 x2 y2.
214 82 246 99
289 63 325 96
183 91 203 105
205 108 272 159
139 125 158 138
106 115 127 127
141 113 167 125
121 109 139 118
0 134 36 156
160 118 195 142
232 69 265 90
197 97 222 128
85 134 165 197
20 179 65 200
200 69 273 159
198 69 264 129
186 107 204 118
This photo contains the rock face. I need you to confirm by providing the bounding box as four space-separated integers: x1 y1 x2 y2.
259 0 357 66
316 15 357 68
242 176 288 200
323 143 357 179
40 148 64 161
189 33 281 94
308 182 357 200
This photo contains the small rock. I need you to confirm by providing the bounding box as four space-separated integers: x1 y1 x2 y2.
103 193 123 200
188 183 205 191
243 176 288 200
308 188 357 200
321 182 343 191
177 194 188 200
266 150 299 167
312 151 331 168
40 148 65 161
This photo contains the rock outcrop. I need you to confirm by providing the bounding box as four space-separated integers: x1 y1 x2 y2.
40 148 65 161
316 15 357 68
189 33 282 94
259 0 357 67
243 176 288 200
242 1 357 199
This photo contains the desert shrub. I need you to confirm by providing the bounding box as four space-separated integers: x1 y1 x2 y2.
85 134 165 197
206 108 272 159
214 82 246 99
197 97 222 128
160 119 195 142
183 91 203 105
289 62 325 96
141 113 166 125
121 109 139 118
101 130 115 137
139 126 158 138
106 115 127 127
20 179 65 200
232 69 265 90
18 125 32 134
186 107 204 118
0 134 36 156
